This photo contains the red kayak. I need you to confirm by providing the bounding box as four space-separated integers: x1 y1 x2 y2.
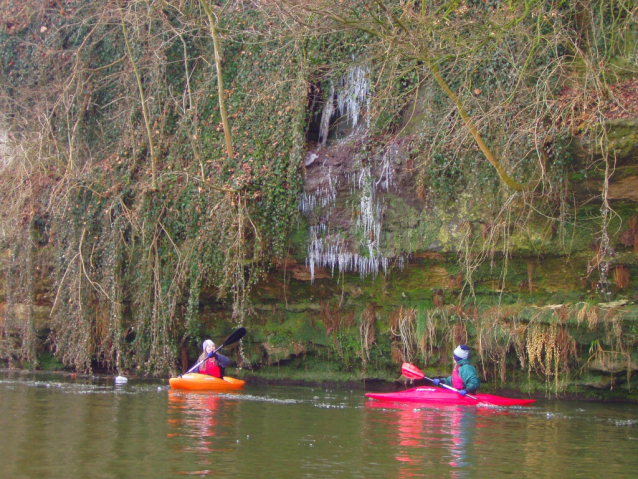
365 386 536 407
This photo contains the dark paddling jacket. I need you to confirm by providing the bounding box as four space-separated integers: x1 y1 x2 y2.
441 358 480 393
198 352 230 378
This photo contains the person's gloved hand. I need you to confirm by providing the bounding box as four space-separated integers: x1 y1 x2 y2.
431 378 440 386
458 389 467 396
207 351 216 359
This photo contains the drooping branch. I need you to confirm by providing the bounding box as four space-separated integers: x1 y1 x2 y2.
199 0 234 159
117 0 157 190
426 60 526 191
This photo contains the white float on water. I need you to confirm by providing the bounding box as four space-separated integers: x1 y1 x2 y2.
115 376 128 384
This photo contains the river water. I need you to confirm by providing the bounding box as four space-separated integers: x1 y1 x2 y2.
1 372 637 478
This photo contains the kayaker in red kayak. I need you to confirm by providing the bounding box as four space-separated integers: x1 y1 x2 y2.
431 345 480 396
198 339 231 378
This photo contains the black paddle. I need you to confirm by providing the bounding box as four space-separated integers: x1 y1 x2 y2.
184 327 247 375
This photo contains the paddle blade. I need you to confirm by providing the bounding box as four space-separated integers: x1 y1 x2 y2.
221 327 247 348
401 362 425 380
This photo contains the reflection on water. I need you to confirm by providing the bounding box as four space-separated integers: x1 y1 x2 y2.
365 402 510 478
1 372 638 479
364 402 480 478
363 399 638 478
167 390 240 475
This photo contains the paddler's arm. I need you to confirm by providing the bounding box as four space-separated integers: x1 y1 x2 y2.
212 352 230 368
440 376 453 387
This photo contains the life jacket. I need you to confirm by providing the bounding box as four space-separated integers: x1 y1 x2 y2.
452 364 464 389
200 358 223 378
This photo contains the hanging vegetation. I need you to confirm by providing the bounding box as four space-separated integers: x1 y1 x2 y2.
0 1 636 395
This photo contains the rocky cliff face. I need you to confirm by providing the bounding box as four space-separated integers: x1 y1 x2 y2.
237 75 638 396
2 71 637 397
1 2 638 398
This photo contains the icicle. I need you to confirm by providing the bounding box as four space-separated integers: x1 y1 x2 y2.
376 145 396 192
300 137 404 279
318 82 335 147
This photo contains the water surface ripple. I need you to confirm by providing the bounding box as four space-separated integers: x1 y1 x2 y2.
1 373 637 478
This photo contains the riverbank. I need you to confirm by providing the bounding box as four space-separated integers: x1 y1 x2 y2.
3 366 637 404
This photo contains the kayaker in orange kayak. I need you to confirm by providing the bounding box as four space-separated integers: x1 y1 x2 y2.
431 345 480 396
198 339 231 378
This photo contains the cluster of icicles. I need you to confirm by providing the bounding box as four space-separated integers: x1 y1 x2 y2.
300 64 407 282
299 167 338 216
306 229 390 280
318 63 371 147
336 63 370 129
302 147 403 282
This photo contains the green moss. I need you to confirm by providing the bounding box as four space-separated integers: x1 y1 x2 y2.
37 352 66 371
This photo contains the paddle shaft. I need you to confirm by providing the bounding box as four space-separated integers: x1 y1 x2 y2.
424 375 479 401
185 327 246 374
401 362 479 400
185 344 225 374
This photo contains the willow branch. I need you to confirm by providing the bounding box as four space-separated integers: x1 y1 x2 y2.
199 0 234 159
117 0 157 190
426 60 526 191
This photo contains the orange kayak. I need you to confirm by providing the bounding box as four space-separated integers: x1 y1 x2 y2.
169 373 245 391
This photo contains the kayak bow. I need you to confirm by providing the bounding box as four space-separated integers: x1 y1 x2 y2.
366 387 535 407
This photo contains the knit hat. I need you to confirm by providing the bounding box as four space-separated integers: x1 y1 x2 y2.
202 339 214 351
453 345 470 361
